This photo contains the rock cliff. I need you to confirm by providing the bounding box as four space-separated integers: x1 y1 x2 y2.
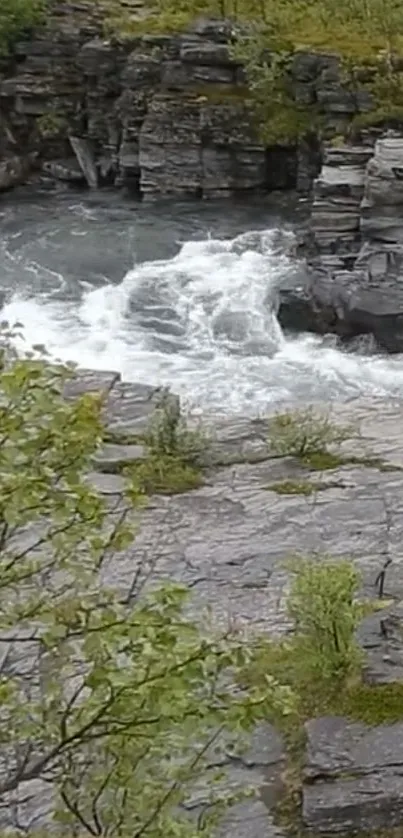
0 4 294 197
286 134 403 351
0 1 387 199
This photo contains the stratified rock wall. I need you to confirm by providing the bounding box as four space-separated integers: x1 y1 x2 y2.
0 5 298 197
285 133 403 351
0 3 381 198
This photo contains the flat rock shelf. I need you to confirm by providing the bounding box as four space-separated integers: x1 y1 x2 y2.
4 366 403 837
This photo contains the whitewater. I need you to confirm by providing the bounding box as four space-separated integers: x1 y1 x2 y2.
2 193 403 416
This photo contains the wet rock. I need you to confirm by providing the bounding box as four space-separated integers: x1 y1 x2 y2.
0 154 34 190
94 443 146 472
287 265 403 351
42 156 86 182
69 135 99 187
303 716 403 833
296 133 403 349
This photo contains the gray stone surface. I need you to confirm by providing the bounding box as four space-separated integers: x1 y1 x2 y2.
5 368 403 834
303 716 403 833
295 133 403 350
94 442 146 472
358 599 403 684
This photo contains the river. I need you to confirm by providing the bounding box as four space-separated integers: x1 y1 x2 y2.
2 184 403 416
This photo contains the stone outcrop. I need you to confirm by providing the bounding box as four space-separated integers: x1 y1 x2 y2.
284 133 403 350
0 2 389 199
0 5 297 198
303 716 403 833
3 368 403 835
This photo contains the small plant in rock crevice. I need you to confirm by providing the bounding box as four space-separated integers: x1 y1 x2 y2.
244 555 403 728
242 555 403 833
126 387 210 495
285 557 365 684
267 406 355 467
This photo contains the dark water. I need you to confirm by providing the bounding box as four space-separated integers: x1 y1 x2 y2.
1 184 403 416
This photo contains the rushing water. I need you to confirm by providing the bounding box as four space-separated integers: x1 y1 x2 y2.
2 185 403 416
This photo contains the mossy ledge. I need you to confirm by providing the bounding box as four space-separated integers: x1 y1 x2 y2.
105 0 403 142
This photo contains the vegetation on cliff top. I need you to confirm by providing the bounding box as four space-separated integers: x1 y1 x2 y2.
3 0 403 140
0 0 47 53
109 0 403 141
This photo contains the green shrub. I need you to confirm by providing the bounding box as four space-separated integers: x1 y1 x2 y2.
286 557 364 683
129 452 204 494
145 387 207 464
267 406 354 463
243 557 368 724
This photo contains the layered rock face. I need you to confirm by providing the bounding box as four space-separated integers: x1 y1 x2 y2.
0 4 380 199
283 133 403 350
0 6 297 197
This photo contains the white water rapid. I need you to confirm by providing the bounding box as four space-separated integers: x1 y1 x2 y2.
2 223 403 416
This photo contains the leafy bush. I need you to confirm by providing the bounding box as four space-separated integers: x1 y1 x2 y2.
267 406 354 463
0 331 293 836
286 557 364 683
130 452 204 494
243 556 367 729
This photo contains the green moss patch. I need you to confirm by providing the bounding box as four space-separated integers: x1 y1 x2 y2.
300 451 402 472
340 682 403 726
124 454 203 495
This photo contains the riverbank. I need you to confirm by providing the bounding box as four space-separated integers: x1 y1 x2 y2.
5 362 403 836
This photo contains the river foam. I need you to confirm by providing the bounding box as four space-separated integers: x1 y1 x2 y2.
2 223 403 415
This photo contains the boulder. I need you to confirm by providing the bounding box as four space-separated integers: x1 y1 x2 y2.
0 153 34 190
303 716 403 833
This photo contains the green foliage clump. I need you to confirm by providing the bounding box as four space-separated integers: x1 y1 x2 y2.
341 682 403 726
244 555 403 733
286 557 364 683
0 327 294 837
130 452 204 494
126 387 208 494
37 110 67 138
0 0 47 54
244 558 365 710
103 0 403 140
267 406 354 465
